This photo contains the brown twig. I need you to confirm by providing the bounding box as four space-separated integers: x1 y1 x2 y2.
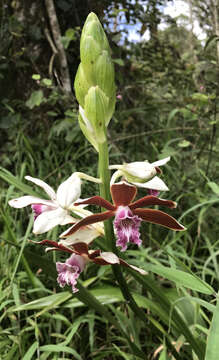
44 0 71 93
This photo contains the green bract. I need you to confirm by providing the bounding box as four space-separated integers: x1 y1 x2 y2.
74 12 116 151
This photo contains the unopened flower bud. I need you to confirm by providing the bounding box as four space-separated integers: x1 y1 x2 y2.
94 50 115 123
81 13 110 52
74 12 116 150
74 63 91 107
84 86 108 143
80 35 102 81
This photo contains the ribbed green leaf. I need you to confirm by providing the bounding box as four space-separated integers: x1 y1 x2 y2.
0 167 42 197
10 291 72 311
39 345 82 360
112 344 133 360
142 263 214 294
23 341 38 360
205 293 219 360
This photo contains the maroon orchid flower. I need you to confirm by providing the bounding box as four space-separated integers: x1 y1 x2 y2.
36 239 147 293
63 182 185 251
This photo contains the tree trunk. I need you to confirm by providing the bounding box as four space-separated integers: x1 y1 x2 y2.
44 0 72 93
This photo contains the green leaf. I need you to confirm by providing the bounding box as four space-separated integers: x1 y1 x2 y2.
65 28 76 39
10 292 72 311
168 108 180 122
179 199 219 221
113 58 125 66
23 341 38 360
178 140 191 148
112 344 133 359
204 35 219 51
143 264 214 294
32 74 41 80
0 167 41 197
208 182 219 195
26 90 44 109
42 78 52 86
39 345 82 360
205 293 219 360
191 92 209 104
187 297 215 313
127 270 206 360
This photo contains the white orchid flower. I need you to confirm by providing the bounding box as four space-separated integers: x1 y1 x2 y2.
9 173 82 234
109 157 170 191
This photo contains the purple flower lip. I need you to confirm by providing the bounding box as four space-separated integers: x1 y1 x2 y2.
56 254 86 293
148 189 160 197
114 206 142 251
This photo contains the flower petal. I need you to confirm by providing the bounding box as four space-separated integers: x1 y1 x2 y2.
62 211 114 237
25 176 56 200
75 196 115 211
56 173 81 208
59 225 102 246
33 207 72 234
66 253 86 271
8 196 55 209
99 252 120 264
124 161 157 179
133 208 186 231
59 214 76 225
34 239 74 254
111 182 137 206
132 176 169 191
72 242 89 255
130 196 176 210
152 157 170 167
119 259 147 275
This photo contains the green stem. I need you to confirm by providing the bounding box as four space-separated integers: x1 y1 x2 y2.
98 140 115 251
97 140 150 317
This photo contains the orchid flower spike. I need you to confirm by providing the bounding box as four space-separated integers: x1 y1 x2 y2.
109 157 170 192
36 240 147 292
62 181 186 252
9 173 82 234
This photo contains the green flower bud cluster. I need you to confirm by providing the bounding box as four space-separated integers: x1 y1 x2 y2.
74 13 116 151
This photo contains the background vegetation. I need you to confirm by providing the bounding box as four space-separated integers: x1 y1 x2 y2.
0 0 219 359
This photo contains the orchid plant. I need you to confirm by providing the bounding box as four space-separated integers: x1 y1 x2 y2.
8 13 186 353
